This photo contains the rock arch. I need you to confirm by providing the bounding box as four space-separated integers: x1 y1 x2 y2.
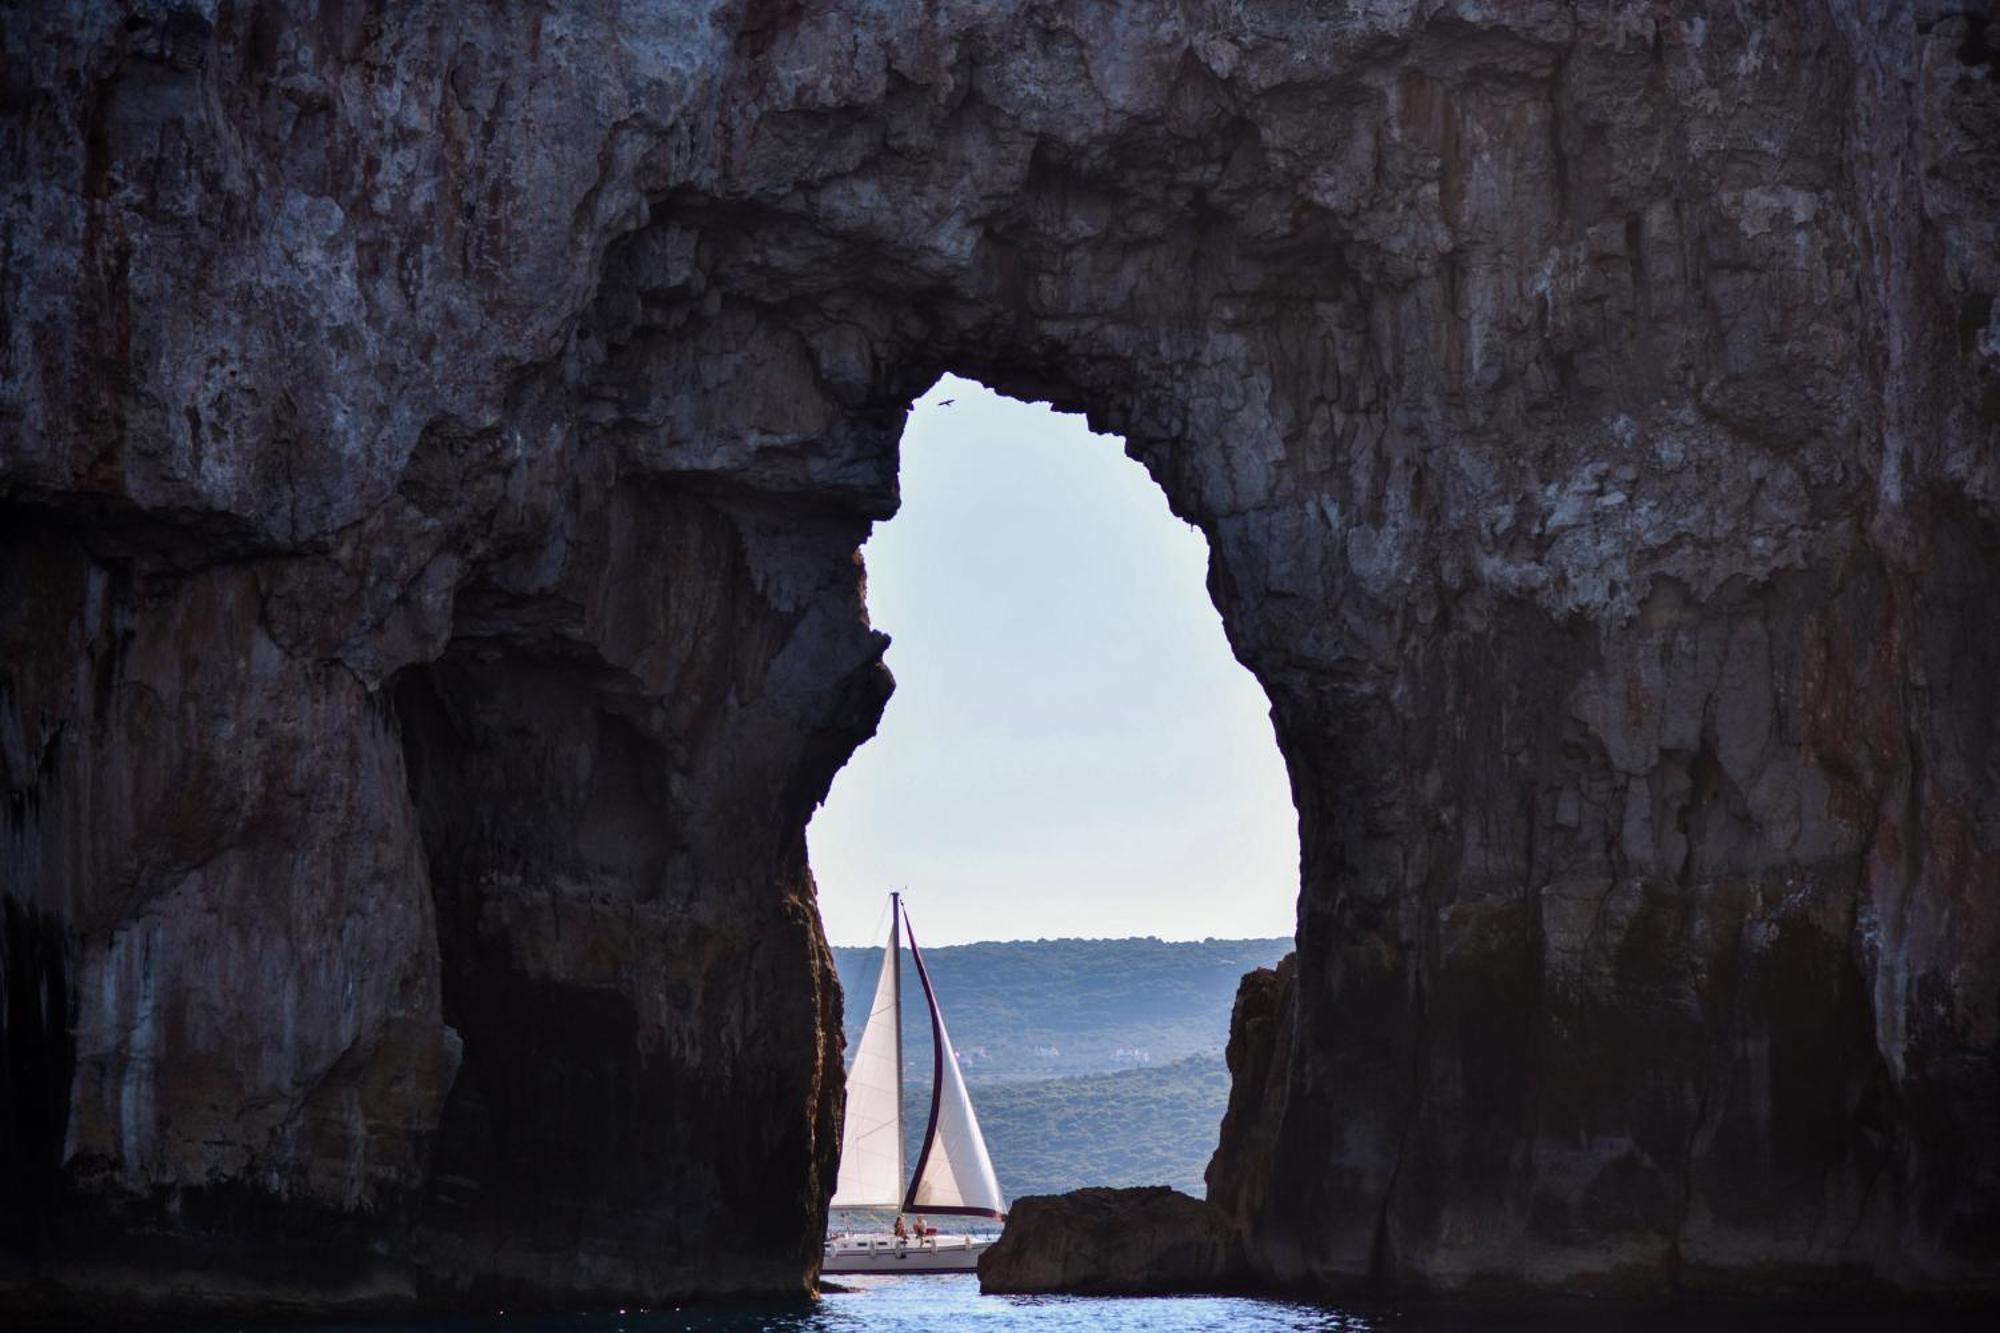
2 0 1995 1313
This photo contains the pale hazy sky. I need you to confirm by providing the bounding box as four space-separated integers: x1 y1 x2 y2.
807 376 1299 947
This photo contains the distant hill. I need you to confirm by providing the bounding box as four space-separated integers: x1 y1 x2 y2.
977 1053 1234 1200
829 934 1289 1084
827 934 1289 1204
858 1052 1233 1207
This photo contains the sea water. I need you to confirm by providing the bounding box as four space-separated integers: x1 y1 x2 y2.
123 1273 1989 1332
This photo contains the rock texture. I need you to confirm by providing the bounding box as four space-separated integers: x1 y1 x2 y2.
978 1187 1244 1295
2 0 1995 1315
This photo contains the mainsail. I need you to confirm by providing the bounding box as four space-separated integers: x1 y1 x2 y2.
901 913 1008 1220
828 896 904 1209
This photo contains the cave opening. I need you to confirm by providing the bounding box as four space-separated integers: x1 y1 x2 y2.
808 372 1299 1206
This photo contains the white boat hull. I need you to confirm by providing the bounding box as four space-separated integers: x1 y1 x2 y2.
823 1232 997 1275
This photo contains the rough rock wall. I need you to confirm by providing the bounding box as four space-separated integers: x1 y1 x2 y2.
2 0 1995 1312
977 1186 1245 1295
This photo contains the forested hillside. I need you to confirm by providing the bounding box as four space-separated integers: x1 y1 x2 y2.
978 1053 1234 1199
828 935 1289 1202
830 934 1289 1083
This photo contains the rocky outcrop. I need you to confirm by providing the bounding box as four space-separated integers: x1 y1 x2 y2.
2 0 1995 1315
1205 960 1295 1258
978 1188 1243 1295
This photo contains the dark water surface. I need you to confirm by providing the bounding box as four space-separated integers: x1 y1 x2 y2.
112 1274 1989 1332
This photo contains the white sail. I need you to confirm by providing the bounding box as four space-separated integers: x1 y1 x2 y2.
902 916 1008 1220
829 903 904 1209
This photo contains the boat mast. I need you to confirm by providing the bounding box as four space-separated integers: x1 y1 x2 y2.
890 889 904 1203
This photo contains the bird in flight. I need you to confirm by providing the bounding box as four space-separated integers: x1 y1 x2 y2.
937 398 956 407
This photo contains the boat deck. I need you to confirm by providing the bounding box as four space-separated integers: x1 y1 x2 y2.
823 1231 996 1274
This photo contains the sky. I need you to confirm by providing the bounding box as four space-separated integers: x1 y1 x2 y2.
807 376 1300 948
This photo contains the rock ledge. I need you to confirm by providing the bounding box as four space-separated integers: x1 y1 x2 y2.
978 1188 1245 1296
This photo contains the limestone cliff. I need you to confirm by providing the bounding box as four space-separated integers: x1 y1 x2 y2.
2 0 1995 1314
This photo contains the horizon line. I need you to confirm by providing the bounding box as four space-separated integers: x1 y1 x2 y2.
823 931 1295 950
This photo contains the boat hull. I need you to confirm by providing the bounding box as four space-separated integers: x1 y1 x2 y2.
823 1233 996 1275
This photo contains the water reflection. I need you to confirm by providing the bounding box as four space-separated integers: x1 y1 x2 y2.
111 1273 1990 1333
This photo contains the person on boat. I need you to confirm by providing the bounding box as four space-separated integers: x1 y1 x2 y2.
893 1215 907 1240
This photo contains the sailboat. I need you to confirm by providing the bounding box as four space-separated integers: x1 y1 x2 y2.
823 892 1007 1275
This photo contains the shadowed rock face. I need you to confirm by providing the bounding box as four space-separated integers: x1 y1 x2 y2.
2 0 1995 1314
978 1187 1244 1295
